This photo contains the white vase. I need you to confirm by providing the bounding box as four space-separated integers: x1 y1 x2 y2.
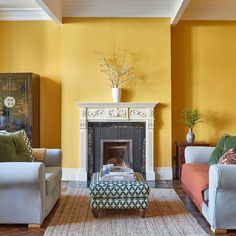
112 88 121 103
186 128 195 143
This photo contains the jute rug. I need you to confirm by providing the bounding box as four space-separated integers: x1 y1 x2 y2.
44 188 208 236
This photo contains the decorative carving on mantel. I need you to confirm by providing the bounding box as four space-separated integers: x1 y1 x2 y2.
129 108 147 119
78 103 157 121
108 108 128 118
80 108 86 119
87 108 105 118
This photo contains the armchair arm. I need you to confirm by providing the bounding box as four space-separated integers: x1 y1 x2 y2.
209 164 236 189
206 164 236 229
44 149 62 167
185 146 215 164
0 162 46 224
0 162 44 188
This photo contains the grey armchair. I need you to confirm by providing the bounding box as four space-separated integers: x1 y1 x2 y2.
0 149 62 227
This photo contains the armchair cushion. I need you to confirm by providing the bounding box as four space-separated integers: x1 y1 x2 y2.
0 130 32 162
45 167 62 194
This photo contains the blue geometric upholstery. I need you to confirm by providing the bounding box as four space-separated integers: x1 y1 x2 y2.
89 172 149 210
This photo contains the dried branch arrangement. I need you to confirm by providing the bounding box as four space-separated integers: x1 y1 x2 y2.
95 50 136 88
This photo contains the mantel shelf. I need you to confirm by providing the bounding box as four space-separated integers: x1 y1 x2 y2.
77 102 158 109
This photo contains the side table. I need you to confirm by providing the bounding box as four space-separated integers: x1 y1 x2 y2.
175 141 210 182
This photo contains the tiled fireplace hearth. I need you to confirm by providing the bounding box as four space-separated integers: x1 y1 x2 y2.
78 102 157 181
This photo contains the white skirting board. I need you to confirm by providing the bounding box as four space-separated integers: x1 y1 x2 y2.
62 167 173 181
154 167 173 180
62 168 81 181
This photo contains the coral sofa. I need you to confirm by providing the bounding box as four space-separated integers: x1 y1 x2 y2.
181 146 236 233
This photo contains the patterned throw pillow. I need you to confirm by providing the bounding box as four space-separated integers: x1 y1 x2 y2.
20 130 34 161
0 130 33 162
32 148 46 162
208 134 227 165
218 148 236 164
209 134 236 165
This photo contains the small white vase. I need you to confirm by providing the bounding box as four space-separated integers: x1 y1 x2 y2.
112 88 121 103
186 128 195 143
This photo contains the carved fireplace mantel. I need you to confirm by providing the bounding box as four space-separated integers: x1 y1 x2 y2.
77 102 158 181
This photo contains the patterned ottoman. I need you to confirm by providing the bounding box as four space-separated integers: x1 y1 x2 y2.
89 172 149 218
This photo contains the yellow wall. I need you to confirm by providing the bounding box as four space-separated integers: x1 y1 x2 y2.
61 18 172 168
0 21 61 148
0 19 172 169
2 20 236 169
172 21 236 148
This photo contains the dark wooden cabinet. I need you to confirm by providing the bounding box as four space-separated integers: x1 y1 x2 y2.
0 73 39 147
175 141 210 182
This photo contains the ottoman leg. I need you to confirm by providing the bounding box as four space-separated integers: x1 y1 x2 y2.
92 209 100 218
140 209 146 218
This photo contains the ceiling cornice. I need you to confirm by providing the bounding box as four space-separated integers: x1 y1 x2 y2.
61 0 172 18
35 0 62 25
0 8 50 21
171 0 191 25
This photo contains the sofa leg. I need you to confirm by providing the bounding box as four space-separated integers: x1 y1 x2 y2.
28 224 41 228
92 209 100 218
140 209 146 218
211 227 227 234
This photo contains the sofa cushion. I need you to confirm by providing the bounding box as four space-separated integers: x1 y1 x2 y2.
224 135 236 150
181 163 209 210
0 130 32 162
208 134 227 165
45 167 62 194
219 148 236 164
209 134 236 165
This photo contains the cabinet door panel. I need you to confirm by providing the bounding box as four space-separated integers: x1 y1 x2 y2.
0 73 39 146
0 77 10 130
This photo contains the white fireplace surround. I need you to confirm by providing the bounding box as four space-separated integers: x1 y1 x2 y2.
77 102 157 181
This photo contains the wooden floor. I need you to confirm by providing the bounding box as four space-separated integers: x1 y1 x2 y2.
0 180 236 236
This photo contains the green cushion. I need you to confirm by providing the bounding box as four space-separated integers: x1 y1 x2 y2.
208 134 236 165
224 135 236 150
0 130 32 162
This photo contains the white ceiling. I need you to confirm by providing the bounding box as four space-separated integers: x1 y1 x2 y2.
0 0 236 25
